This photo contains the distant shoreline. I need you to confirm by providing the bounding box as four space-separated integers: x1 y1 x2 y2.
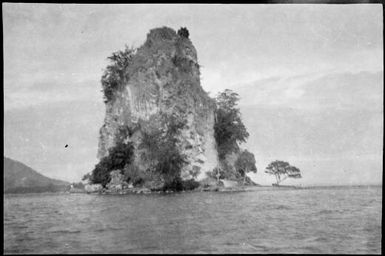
254 184 382 189
4 184 381 196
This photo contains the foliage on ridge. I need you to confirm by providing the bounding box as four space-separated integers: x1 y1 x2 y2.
101 46 136 103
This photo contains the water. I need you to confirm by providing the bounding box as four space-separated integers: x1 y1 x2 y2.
4 186 382 254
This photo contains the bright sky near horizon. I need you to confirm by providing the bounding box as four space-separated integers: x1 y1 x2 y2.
3 4 383 185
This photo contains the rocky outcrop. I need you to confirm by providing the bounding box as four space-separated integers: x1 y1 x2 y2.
84 184 103 193
97 27 219 181
105 170 128 192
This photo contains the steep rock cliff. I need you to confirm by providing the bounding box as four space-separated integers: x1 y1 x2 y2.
97 27 218 180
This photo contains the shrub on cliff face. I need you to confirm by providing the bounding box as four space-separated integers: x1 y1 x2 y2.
91 141 135 187
162 176 183 192
82 172 91 182
156 144 188 190
139 113 191 191
181 179 200 190
154 118 189 189
214 89 249 159
218 161 241 180
177 27 189 38
207 167 226 181
90 163 111 187
115 124 137 144
162 177 200 192
189 166 201 179
101 46 136 103
123 164 148 187
172 55 192 73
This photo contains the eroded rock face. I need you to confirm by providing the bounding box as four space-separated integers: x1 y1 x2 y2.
105 170 128 192
84 184 103 193
98 27 219 180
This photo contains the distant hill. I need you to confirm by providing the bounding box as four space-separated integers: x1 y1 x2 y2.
4 157 70 193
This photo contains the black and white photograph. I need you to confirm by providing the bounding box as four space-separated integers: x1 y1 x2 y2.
3 3 382 254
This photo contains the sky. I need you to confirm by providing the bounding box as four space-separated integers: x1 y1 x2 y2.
3 3 383 185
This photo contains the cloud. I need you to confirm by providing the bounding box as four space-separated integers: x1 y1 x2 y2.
236 71 383 110
5 77 102 111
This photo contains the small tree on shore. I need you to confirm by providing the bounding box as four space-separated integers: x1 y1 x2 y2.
211 167 224 182
265 160 302 185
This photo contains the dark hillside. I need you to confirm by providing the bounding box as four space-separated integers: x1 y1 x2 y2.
4 157 70 193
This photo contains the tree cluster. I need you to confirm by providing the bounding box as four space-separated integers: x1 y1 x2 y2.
235 149 257 184
212 89 258 183
210 149 257 184
214 89 249 159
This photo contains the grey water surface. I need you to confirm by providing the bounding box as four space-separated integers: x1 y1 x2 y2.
4 186 381 254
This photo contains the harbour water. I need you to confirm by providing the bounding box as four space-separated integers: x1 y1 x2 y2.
4 186 382 254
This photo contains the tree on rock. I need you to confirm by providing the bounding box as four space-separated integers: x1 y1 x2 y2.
101 46 136 103
214 89 249 159
90 141 135 187
265 160 302 186
177 27 189 38
235 149 257 185
82 173 92 182
211 167 225 182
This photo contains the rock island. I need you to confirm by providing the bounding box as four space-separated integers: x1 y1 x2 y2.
81 27 258 194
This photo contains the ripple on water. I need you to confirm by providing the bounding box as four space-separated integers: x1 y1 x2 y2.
3 186 382 254
49 230 82 234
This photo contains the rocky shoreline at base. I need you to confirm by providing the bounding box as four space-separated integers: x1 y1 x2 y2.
69 179 259 195
68 169 261 195
70 186 255 195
